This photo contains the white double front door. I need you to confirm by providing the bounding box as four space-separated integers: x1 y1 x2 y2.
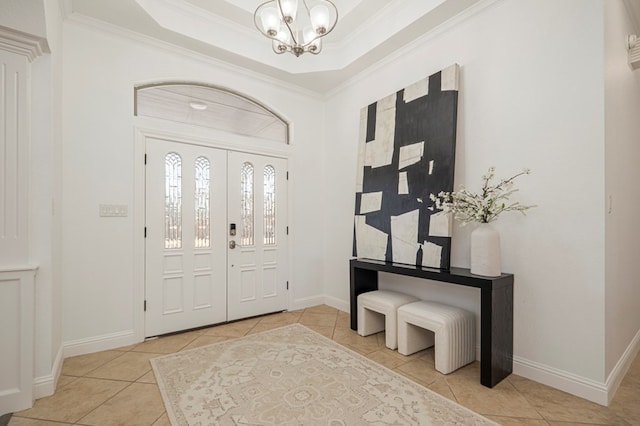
145 138 288 337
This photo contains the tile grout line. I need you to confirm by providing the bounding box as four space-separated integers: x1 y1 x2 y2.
62 349 131 379
505 377 550 425
73 376 138 425
9 306 637 425
150 410 168 426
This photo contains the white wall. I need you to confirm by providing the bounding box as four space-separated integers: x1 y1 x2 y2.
604 0 640 382
30 52 56 386
323 0 608 394
29 0 65 397
61 21 326 345
46 0 64 383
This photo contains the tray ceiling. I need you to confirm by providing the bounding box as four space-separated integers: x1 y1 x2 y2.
66 0 484 92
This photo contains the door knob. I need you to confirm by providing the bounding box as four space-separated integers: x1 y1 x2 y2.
229 240 236 249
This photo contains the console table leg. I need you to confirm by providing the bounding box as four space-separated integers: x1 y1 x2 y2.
480 285 513 387
350 267 379 330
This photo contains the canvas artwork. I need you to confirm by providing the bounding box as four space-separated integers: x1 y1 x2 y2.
353 64 460 269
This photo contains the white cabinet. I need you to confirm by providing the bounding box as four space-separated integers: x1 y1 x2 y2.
0 266 37 415
0 25 48 416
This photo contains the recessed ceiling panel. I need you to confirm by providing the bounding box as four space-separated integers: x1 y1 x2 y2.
69 0 484 93
216 0 367 18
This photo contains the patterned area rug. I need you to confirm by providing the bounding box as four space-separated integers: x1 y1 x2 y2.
151 324 497 425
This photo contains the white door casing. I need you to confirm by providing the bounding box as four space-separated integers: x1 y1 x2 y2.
145 138 227 337
227 151 289 321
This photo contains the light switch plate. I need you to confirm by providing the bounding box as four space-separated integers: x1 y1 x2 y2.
99 204 128 217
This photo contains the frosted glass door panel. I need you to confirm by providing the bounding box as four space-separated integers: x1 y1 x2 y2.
194 156 211 248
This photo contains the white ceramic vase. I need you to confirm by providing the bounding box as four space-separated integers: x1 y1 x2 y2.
470 223 501 277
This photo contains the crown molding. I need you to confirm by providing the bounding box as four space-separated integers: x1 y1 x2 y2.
0 25 50 62
63 12 324 100
60 0 74 20
325 0 501 99
331 0 443 53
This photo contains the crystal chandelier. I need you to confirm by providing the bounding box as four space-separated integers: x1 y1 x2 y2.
254 0 338 57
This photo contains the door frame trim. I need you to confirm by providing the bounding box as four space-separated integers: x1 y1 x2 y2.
133 121 293 342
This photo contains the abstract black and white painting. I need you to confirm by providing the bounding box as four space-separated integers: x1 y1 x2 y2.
353 64 459 269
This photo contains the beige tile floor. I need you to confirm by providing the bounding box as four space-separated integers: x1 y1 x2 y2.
9 305 640 425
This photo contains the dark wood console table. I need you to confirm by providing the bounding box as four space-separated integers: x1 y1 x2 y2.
350 258 513 388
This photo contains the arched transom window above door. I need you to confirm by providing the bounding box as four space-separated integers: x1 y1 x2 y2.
135 83 289 144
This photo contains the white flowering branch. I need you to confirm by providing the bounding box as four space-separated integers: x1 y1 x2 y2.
430 167 536 225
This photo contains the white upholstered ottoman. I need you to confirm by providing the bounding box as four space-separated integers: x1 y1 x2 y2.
397 300 475 374
357 290 419 350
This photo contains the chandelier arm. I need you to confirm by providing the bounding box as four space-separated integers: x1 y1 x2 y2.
253 0 281 41
297 0 338 49
271 42 287 55
299 37 321 49
277 0 299 47
253 0 277 39
307 45 321 55
322 0 339 35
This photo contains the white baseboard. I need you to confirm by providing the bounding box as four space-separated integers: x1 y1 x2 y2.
290 295 326 311
513 356 608 406
605 328 640 405
323 295 349 313
513 329 640 407
63 330 139 358
33 345 64 399
291 295 349 313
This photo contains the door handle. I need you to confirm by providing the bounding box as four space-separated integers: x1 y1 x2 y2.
229 240 236 249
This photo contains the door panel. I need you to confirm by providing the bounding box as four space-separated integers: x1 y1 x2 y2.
145 138 227 337
227 152 288 321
